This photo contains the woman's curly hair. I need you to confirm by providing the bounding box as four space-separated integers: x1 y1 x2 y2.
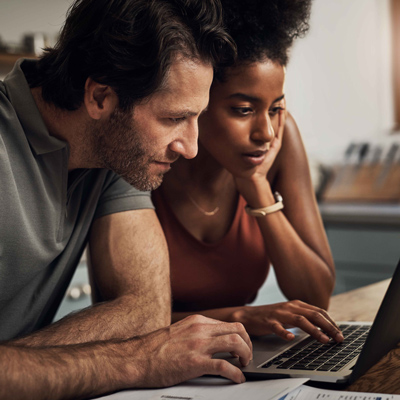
220 0 312 67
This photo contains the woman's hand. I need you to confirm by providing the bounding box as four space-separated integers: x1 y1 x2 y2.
230 300 344 343
234 107 286 207
254 106 286 180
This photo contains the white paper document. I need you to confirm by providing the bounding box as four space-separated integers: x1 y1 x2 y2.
279 384 400 400
95 377 308 400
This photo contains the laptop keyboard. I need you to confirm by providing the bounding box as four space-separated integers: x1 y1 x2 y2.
261 324 370 372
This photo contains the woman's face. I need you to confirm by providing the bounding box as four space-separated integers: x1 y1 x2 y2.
198 60 285 176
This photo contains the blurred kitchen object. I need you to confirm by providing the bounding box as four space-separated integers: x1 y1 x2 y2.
22 33 47 56
321 141 400 203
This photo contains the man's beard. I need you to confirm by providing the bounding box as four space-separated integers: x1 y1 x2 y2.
88 107 165 191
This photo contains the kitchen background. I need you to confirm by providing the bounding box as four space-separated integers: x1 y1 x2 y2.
0 0 399 318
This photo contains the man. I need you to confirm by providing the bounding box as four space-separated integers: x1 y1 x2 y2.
0 0 253 398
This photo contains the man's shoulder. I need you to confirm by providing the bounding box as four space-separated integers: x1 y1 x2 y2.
0 80 10 107
89 170 154 220
0 80 19 139
0 74 19 121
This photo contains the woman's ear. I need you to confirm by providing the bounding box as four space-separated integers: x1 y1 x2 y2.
84 77 118 120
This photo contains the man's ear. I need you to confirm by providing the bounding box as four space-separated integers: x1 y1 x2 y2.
84 77 118 120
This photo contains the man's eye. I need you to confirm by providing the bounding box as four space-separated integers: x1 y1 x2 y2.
169 116 187 123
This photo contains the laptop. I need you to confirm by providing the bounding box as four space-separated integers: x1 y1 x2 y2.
220 258 400 385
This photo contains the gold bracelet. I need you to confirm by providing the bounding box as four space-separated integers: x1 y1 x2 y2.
244 192 284 217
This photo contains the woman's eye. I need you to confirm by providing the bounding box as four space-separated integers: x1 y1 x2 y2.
232 107 253 116
269 106 284 116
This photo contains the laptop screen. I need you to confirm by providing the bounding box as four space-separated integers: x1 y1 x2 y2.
351 258 400 382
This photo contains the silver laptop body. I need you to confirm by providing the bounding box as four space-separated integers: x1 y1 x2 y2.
221 258 400 385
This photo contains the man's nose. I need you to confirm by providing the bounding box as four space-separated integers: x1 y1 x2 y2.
169 122 199 159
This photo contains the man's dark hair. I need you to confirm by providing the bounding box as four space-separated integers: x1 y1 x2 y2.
218 0 311 72
30 0 236 111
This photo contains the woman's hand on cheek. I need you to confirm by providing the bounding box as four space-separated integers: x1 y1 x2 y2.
256 106 286 179
233 107 286 206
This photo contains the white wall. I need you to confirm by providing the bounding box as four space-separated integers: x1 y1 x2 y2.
0 0 396 165
286 0 395 164
0 0 68 46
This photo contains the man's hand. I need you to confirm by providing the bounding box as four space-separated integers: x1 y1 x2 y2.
1 316 252 400
131 315 253 387
230 300 344 342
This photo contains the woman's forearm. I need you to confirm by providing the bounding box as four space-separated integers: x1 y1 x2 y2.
256 209 335 309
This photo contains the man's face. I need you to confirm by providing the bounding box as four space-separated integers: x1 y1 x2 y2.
90 58 213 191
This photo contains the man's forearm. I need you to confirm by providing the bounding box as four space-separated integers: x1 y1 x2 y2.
1 340 135 400
12 293 170 347
2 315 253 399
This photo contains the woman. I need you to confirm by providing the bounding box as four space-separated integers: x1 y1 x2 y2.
152 0 341 343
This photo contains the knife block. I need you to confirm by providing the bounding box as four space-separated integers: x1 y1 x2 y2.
322 163 400 203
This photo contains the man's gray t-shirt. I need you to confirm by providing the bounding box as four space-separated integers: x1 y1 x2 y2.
0 59 154 341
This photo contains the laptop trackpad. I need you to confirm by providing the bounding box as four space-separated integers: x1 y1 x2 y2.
216 328 309 368
252 328 308 351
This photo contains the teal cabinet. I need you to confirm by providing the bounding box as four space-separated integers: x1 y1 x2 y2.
320 204 400 294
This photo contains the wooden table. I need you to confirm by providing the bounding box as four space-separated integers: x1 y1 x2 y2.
328 279 400 394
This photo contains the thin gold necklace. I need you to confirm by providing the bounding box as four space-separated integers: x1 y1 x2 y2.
186 192 220 216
